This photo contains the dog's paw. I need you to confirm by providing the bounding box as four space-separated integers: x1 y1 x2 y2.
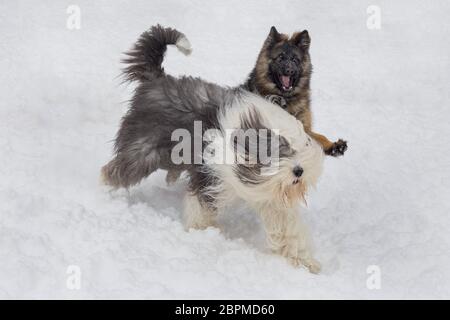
266 95 288 109
302 258 322 274
325 139 348 157
288 256 322 274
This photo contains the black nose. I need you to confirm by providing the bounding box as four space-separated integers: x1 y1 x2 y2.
284 67 295 76
284 62 296 76
293 166 303 177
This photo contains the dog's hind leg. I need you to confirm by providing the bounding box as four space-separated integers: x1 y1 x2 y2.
258 205 321 273
101 146 163 189
165 169 183 185
183 193 217 230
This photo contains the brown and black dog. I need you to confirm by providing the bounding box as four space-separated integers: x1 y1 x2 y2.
243 26 347 156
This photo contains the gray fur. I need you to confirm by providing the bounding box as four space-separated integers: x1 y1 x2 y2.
122 24 188 82
102 25 294 209
104 25 244 208
103 74 238 190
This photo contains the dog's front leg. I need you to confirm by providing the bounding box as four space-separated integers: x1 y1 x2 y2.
308 131 347 157
296 109 347 157
183 193 217 230
265 95 288 110
259 205 321 274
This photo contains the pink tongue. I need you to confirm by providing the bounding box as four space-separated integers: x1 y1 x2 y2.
281 75 290 88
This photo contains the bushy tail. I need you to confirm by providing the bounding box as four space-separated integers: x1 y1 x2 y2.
122 24 192 82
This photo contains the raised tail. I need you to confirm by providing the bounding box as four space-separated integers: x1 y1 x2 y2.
122 24 192 82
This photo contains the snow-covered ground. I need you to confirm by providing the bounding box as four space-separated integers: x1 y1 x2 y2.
1 0 449 299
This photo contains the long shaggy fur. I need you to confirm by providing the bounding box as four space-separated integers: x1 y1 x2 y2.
122 24 192 82
102 25 324 273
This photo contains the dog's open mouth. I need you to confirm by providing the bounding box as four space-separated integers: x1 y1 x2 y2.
293 178 299 185
279 75 293 91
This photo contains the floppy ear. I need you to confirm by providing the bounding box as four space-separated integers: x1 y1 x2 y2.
292 30 310 50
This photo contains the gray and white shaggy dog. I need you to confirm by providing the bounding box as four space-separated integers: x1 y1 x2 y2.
101 25 324 273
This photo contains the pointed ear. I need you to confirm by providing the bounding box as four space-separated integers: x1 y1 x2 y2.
265 26 281 44
269 26 280 38
292 30 310 50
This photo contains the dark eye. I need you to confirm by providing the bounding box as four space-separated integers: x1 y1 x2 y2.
291 57 299 63
277 54 286 61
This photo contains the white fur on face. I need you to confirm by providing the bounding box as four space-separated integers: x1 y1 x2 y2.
209 92 324 209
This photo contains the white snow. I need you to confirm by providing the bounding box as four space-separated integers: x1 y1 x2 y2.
1 0 450 299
